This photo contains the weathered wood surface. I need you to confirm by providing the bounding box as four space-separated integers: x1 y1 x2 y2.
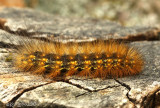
0 7 160 108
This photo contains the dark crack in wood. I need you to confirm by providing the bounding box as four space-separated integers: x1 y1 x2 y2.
114 79 137 104
5 81 54 108
114 79 131 90
61 79 120 93
75 92 89 98
75 84 120 98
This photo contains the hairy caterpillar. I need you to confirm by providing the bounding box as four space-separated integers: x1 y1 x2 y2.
13 39 144 79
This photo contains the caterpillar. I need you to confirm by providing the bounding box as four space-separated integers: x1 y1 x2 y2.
13 39 144 79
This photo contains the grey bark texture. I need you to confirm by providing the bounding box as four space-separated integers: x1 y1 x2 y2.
0 7 160 108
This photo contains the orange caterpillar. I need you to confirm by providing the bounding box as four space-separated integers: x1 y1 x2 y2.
13 40 144 79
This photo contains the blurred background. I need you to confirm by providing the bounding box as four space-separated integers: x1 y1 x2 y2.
0 0 160 26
